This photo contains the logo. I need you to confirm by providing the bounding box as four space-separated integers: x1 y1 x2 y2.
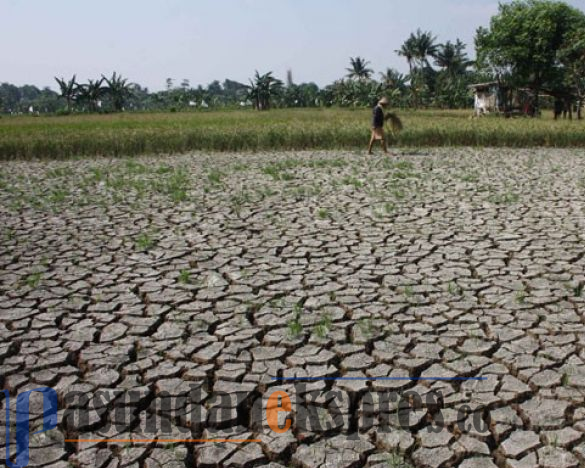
3 388 58 468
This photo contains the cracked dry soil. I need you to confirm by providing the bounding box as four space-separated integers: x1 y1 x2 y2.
1 148 585 468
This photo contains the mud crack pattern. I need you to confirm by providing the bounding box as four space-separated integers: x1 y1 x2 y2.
1 148 585 468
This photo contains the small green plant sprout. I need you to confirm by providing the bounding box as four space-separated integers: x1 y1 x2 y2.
135 232 155 251
125 159 148 175
46 166 74 179
384 202 395 214
341 176 363 188
287 309 303 338
230 190 253 213
287 301 304 337
447 281 462 296
488 192 520 204
385 450 414 468
516 290 526 304
561 366 575 386
25 272 42 288
392 188 406 200
573 283 583 297
460 172 479 183
403 285 413 297
207 169 224 186
317 208 330 220
164 169 189 202
358 318 373 338
178 270 191 284
313 313 332 339
48 188 69 204
156 164 173 175
4 228 15 241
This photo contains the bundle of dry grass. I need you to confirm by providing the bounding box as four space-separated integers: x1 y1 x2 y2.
385 112 403 133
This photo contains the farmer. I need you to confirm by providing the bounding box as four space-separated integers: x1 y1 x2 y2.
368 97 389 155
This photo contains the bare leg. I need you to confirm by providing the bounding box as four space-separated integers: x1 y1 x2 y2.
381 139 389 155
368 136 375 154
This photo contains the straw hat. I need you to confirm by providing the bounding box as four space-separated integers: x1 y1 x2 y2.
378 97 389 105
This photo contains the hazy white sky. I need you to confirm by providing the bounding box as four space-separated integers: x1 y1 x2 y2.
2 0 584 91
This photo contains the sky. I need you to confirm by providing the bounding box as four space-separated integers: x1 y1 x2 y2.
2 0 585 92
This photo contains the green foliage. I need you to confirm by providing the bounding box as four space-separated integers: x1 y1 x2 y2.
25 272 42 288
476 0 585 99
135 232 155 251
346 57 374 80
287 302 304 338
3 109 585 160
207 169 224 186
262 162 298 181
559 28 585 109
313 313 332 339
54 75 78 111
102 72 134 112
248 71 283 110
342 175 363 188
178 270 191 284
487 192 520 204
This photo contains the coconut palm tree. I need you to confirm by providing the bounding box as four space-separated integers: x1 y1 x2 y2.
397 30 438 108
411 29 438 68
396 38 417 76
54 75 78 112
102 72 134 112
435 39 472 76
346 57 373 81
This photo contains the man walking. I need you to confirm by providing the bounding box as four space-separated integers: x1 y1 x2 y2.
368 97 389 155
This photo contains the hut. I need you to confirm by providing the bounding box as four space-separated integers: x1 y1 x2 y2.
469 81 501 116
469 82 538 117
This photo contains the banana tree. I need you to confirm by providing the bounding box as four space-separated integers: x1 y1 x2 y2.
77 78 107 112
54 75 78 112
247 71 283 110
102 72 134 112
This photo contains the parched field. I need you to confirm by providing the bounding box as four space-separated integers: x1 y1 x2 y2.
2 148 585 468
1 109 585 160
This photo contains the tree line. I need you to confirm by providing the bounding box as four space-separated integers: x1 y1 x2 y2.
1 0 583 116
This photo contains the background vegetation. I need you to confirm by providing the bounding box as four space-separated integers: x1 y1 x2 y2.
6 0 584 116
1 109 584 160
0 0 584 159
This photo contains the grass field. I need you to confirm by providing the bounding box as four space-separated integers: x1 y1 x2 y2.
1 108 584 160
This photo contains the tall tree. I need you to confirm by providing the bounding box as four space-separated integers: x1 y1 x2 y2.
411 29 438 68
77 78 106 112
54 75 78 112
396 37 417 76
102 72 134 111
247 71 283 110
560 28 585 119
346 57 373 81
435 40 472 76
397 30 438 108
476 0 585 114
